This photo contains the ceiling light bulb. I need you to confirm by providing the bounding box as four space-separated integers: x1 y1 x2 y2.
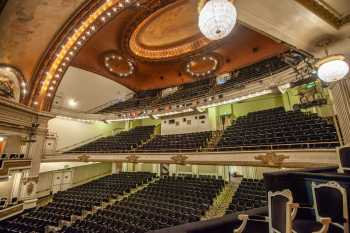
316 55 349 82
68 98 78 107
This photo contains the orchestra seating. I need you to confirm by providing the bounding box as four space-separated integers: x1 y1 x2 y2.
138 131 212 152
59 175 225 233
0 172 155 233
225 178 267 214
218 107 339 150
67 126 155 153
96 53 299 114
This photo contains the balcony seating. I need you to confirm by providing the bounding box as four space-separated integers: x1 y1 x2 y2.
99 90 159 113
96 53 300 114
138 131 212 152
67 126 155 153
218 107 339 150
215 56 289 94
0 172 155 233
226 178 267 214
1 153 25 160
155 79 211 107
60 175 225 233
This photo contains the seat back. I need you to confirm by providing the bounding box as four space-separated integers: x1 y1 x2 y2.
338 146 350 174
268 190 294 233
0 197 8 209
312 181 348 232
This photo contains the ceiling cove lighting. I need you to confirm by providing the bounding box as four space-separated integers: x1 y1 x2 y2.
198 0 237 40
197 89 272 111
152 108 194 119
316 55 349 83
106 115 150 123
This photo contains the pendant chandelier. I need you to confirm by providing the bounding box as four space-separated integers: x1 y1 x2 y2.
316 55 349 83
315 40 349 83
198 0 237 41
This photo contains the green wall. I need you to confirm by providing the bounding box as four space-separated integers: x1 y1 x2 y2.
231 93 284 118
127 82 334 131
128 118 161 129
282 82 334 117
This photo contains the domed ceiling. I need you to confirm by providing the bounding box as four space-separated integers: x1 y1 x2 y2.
127 0 211 61
3 0 349 111
71 0 288 91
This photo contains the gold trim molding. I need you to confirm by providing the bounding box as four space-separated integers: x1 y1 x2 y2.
23 176 39 185
171 154 188 165
77 155 90 162
255 152 289 167
126 155 139 163
294 0 350 29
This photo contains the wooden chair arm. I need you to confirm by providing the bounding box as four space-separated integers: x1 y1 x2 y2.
312 217 331 233
234 214 249 233
288 203 300 220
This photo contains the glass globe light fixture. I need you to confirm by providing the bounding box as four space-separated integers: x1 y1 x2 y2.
198 0 237 40
316 55 349 83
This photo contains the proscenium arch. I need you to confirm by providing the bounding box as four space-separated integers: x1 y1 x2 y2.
30 0 142 112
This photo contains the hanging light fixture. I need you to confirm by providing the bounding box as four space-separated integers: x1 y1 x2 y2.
315 40 349 83
198 0 237 41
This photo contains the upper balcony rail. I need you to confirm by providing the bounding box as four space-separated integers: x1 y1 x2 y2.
60 141 339 154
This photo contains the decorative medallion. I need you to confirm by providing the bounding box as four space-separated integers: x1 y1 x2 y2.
103 51 135 78
122 0 222 62
185 54 220 78
26 182 35 196
171 154 188 165
255 152 289 167
126 155 139 163
23 176 39 185
0 64 27 102
78 154 90 162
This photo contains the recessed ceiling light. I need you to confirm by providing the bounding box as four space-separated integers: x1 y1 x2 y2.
68 98 78 108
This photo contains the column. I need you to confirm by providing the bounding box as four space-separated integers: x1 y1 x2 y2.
3 135 22 154
112 162 122 174
329 79 350 145
20 132 46 203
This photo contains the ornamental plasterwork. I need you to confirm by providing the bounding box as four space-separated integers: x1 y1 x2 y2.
255 152 289 167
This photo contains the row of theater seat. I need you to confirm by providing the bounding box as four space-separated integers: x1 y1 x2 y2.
98 53 301 114
218 107 339 150
0 172 155 233
68 126 155 153
137 131 212 152
226 178 267 214
66 108 340 154
59 175 225 233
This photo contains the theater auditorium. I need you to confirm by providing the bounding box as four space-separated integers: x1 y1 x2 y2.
0 0 350 232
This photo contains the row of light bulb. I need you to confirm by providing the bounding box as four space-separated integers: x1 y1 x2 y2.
104 54 135 77
186 56 219 77
34 0 136 106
